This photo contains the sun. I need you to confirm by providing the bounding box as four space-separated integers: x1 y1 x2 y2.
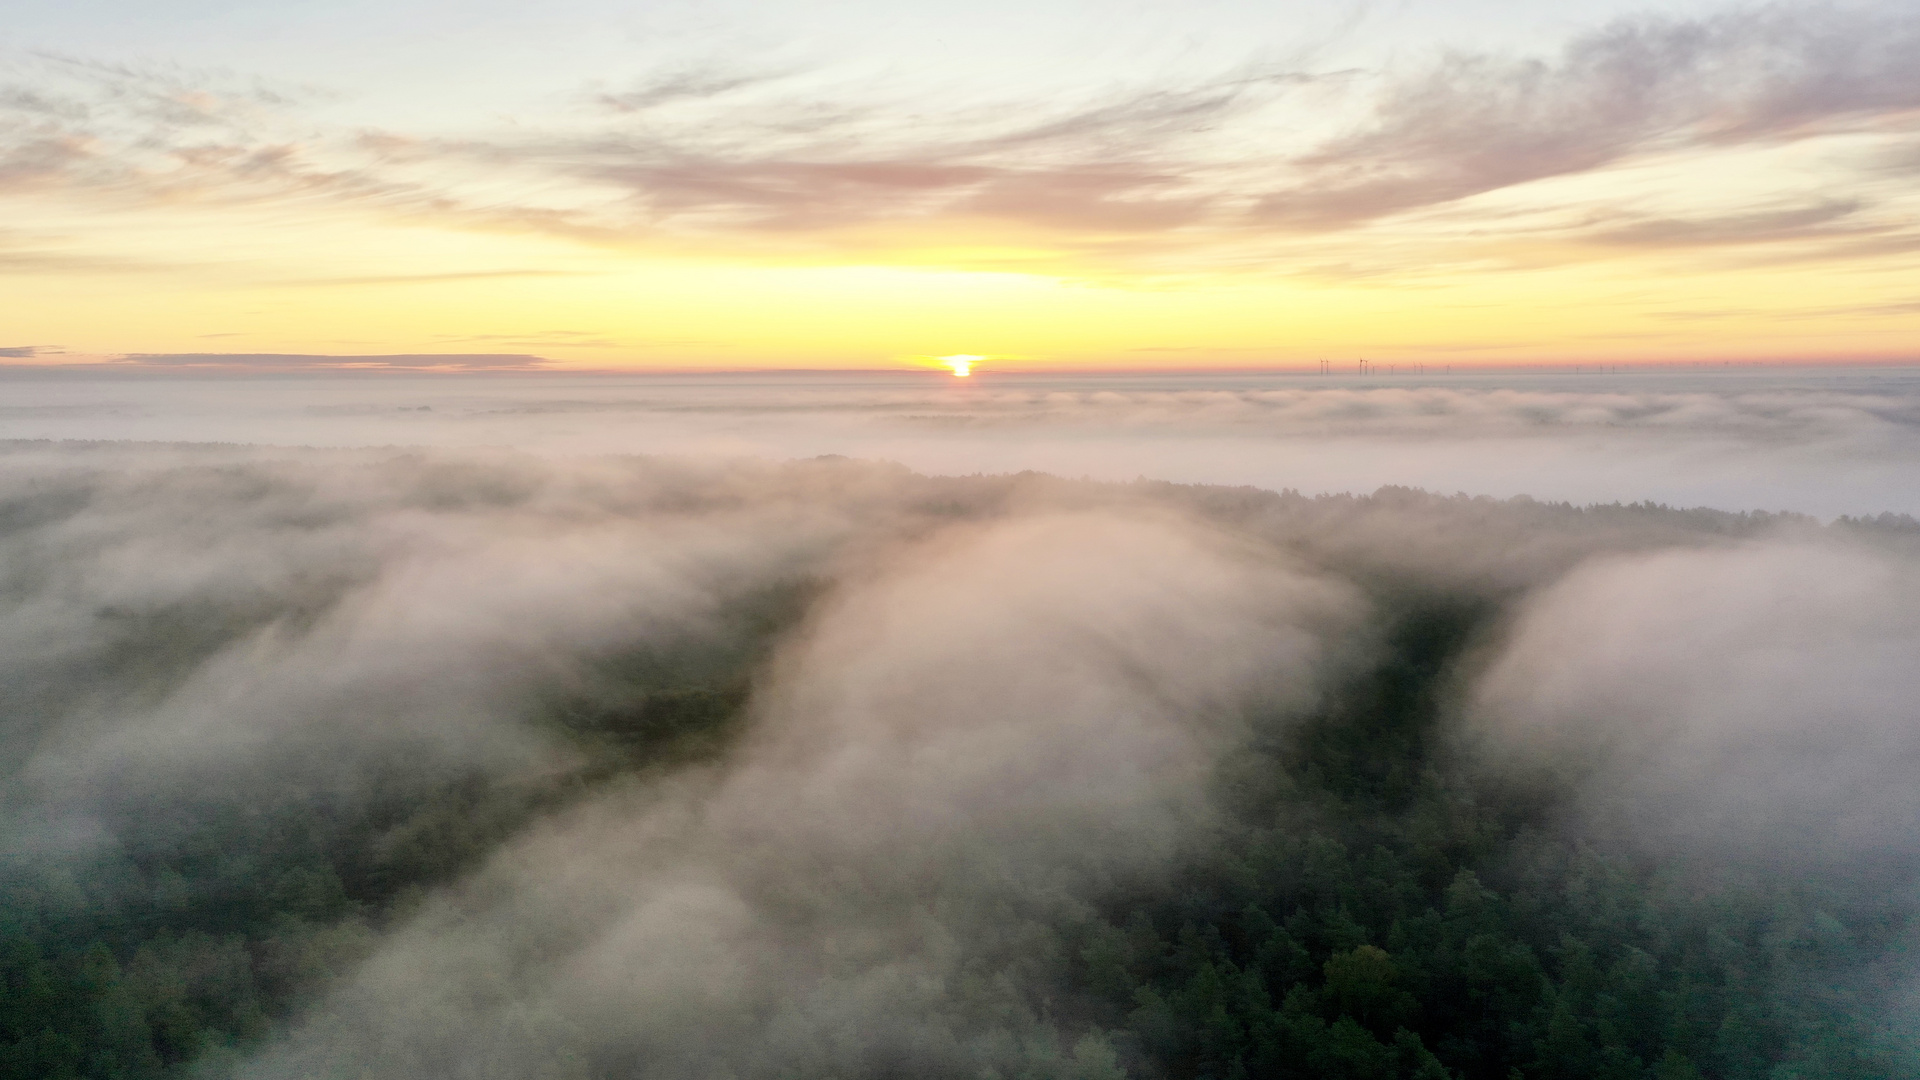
939 354 982 377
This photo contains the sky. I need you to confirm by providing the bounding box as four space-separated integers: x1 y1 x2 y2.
2 0 1918 371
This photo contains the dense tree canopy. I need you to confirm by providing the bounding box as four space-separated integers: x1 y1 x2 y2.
1 453 1914 1079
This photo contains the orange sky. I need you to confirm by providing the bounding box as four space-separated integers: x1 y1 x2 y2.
4 2 1918 371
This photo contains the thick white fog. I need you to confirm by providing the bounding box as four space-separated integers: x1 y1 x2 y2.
1473 540 1920 863
1 372 1916 1077
3 366 1919 518
236 509 1357 1079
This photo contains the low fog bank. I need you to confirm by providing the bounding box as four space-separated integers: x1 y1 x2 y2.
1 441 1916 1079
3 367 1919 517
244 512 1356 1079
1475 542 1920 866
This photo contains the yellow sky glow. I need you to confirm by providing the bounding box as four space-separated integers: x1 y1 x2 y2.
4 15 1918 372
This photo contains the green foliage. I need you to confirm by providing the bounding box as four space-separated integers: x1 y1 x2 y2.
2 481 1914 1078
1053 596 1915 1080
0 583 805 1077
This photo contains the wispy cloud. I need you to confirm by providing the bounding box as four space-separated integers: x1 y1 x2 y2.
3 6 1919 272
591 68 798 114
1581 198 1871 247
1256 4 1920 229
0 51 419 231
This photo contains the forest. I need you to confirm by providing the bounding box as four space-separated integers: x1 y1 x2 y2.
1 443 1916 1079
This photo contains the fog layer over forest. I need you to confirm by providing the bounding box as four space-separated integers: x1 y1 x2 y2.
1 418 1917 1077
4 367 1919 517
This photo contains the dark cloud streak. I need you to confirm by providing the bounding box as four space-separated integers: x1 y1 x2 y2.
112 353 552 371
1581 197 1869 247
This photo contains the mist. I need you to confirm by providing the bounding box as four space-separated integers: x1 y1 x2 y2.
2 372 1918 1079
4 366 1920 517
